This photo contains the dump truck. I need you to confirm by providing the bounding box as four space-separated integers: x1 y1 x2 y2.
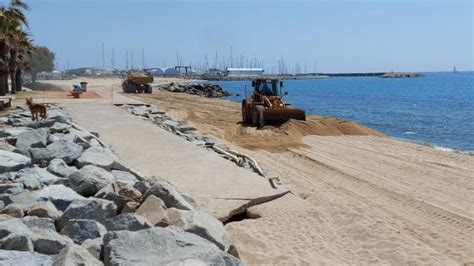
122 72 153 93
241 78 306 127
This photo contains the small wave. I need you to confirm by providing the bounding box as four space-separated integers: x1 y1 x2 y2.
433 145 474 155
404 131 417 135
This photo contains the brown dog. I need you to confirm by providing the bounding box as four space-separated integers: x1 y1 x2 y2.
26 97 47 121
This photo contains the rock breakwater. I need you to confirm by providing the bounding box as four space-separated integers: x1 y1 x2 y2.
0 105 242 265
158 82 230 98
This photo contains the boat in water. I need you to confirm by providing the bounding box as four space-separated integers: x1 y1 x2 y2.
453 65 458 73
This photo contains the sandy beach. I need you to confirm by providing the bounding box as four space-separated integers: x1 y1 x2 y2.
130 85 474 264
33 77 474 264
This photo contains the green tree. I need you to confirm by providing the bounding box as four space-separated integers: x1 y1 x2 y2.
27 45 55 83
0 0 31 95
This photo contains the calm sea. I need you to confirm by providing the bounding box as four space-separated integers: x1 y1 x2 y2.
216 72 474 152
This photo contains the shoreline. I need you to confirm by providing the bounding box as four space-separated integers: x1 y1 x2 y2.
27 77 474 264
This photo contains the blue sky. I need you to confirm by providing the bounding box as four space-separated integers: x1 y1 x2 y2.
21 0 473 73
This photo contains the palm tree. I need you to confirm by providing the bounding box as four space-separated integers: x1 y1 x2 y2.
0 0 29 96
7 30 32 93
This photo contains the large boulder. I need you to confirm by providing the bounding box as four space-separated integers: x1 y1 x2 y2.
105 213 152 232
0 218 73 255
29 141 83 164
0 250 55 264
75 147 119 170
81 237 103 261
66 165 115 196
1 233 34 251
49 122 71 134
21 216 56 231
135 195 169 226
15 129 48 154
168 208 232 252
34 184 85 211
0 183 24 195
54 244 103 266
15 166 61 187
57 198 117 229
0 150 31 173
110 170 137 186
142 181 196 211
47 158 77 177
60 219 107 244
103 228 242 266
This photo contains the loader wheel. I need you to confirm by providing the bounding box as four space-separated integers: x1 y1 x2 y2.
241 100 251 124
252 105 265 128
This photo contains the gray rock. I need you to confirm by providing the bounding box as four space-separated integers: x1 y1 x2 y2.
0 190 35 207
34 184 85 211
103 228 242 266
21 216 56 231
131 105 151 116
50 122 71 134
54 244 103 266
57 198 117 229
136 195 169 226
30 142 83 164
162 119 180 130
110 170 137 186
0 127 32 138
0 150 31 173
75 147 118 170
47 142 83 164
168 208 232 252
47 134 66 144
0 183 24 194
15 174 42 190
142 181 196 211
132 180 151 194
60 219 107 244
67 165 115 196
15 128 48 154
1 233 34 251
16 166 61 186
81 237 103 261
0 218 73 255
0 250 55 264
105 213 152 232
47 158 77 177
176 125 197 133
26 201 61 220
47 109 69 124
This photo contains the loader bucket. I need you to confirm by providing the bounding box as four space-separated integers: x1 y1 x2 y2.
262 108 306 125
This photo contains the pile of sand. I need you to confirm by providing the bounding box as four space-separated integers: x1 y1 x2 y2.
134 90 383 153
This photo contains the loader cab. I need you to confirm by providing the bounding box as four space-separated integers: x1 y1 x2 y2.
252 79 283 97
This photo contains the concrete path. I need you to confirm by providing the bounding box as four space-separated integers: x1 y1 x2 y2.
60 102 287 220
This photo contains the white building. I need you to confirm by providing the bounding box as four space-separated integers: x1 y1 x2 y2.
226 68 264 77
36 70 63 80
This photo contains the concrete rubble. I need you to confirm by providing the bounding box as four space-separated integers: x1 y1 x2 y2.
0 104 243 264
